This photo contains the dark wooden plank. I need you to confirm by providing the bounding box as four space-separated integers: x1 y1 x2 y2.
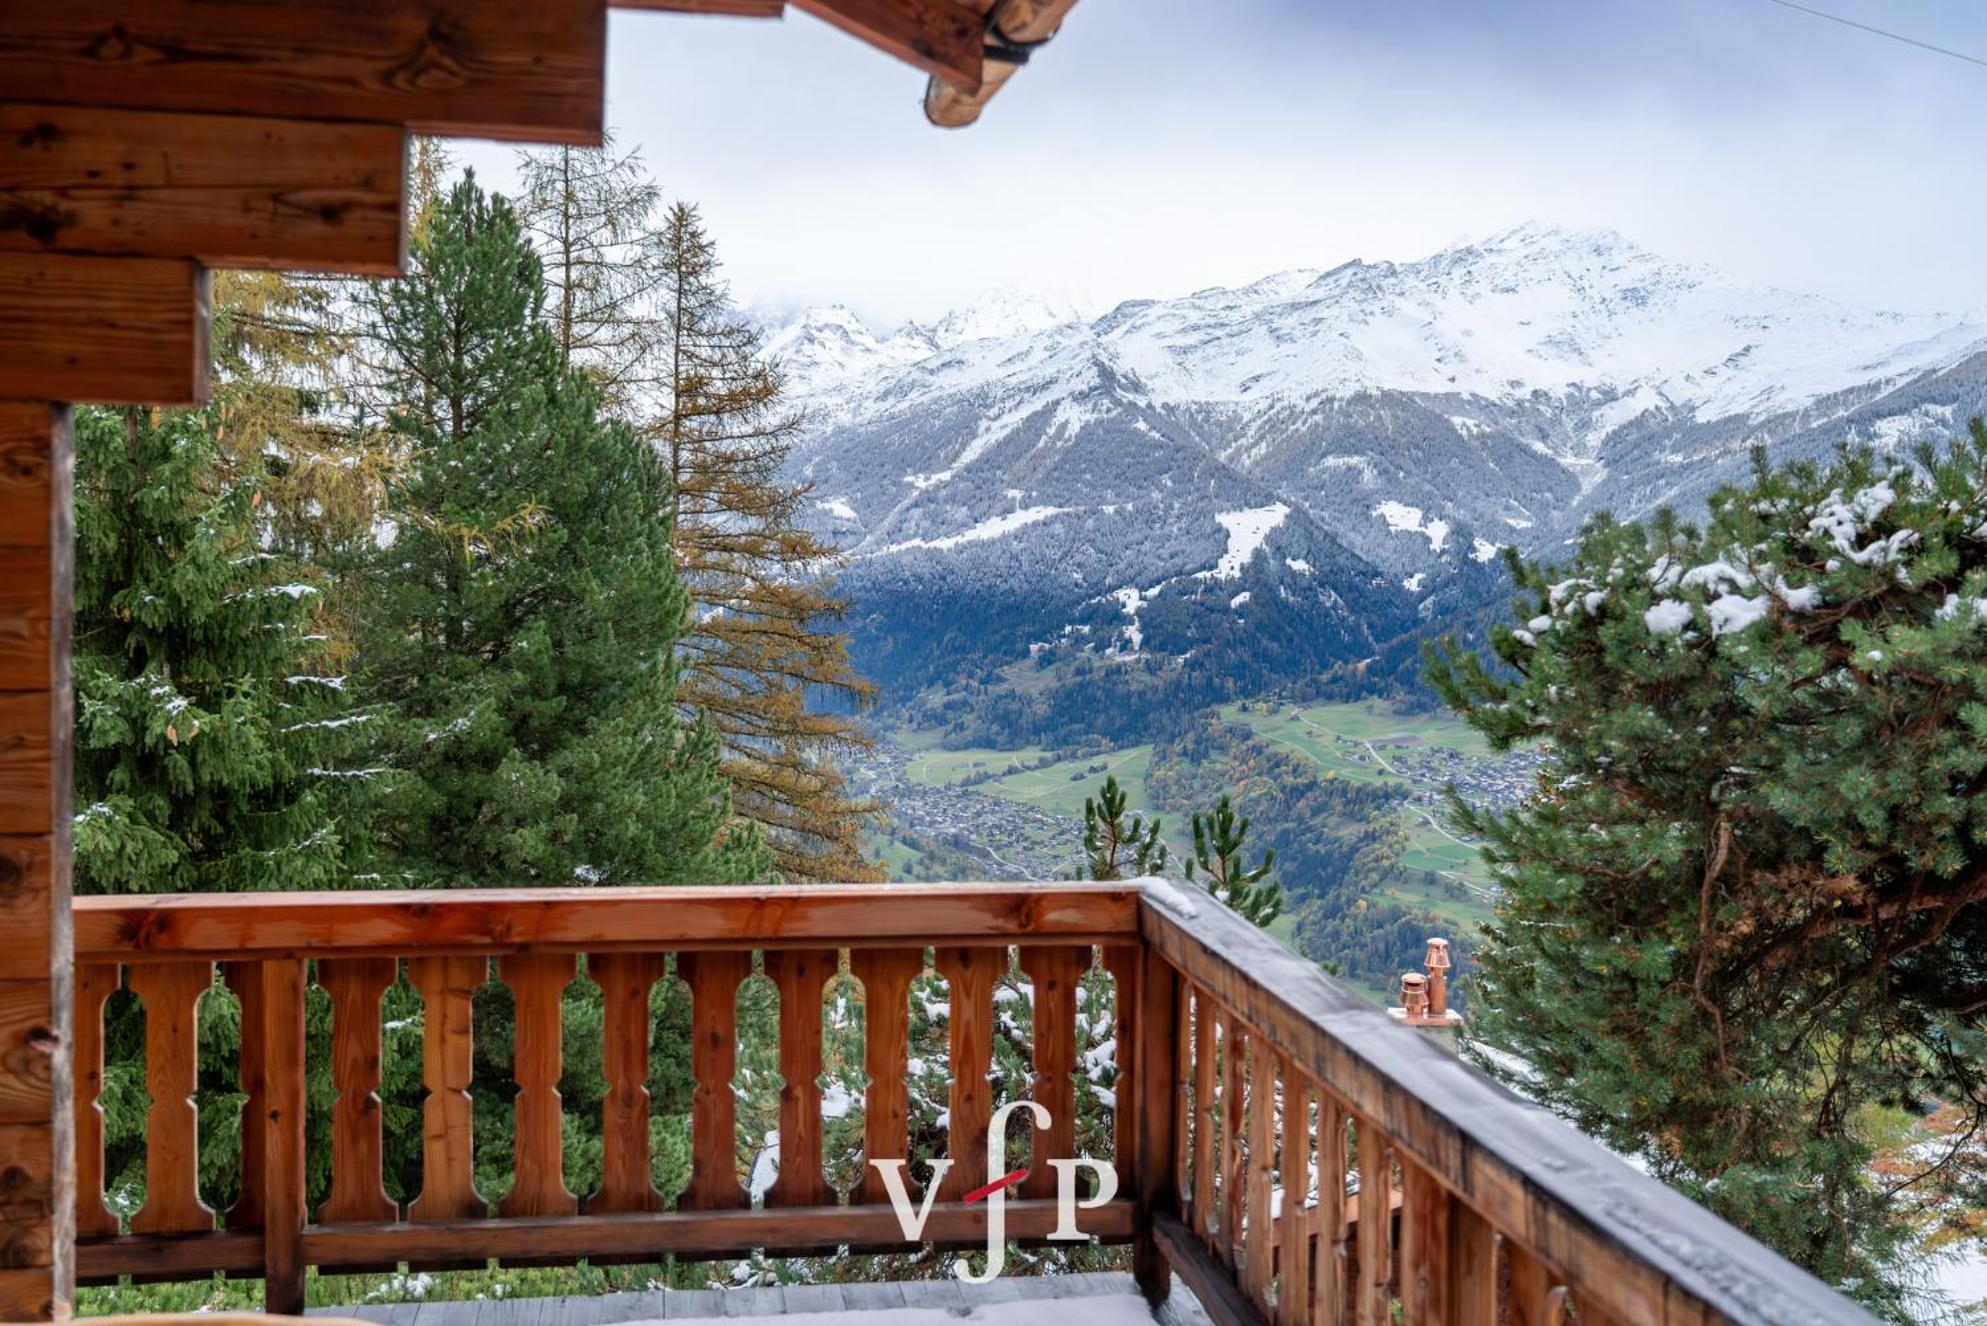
1222 1017 1247 1269
1103 943 1139 1169
587 952 664 1214
764 947 834 1208
0 1124 59 1288
1139 891 1880 1326
318 957 399 1223
500 953 577 1217
408 955 484 1221
72 962 116 1238
0 254 207 406
74 1228 264 1281
0 0 607 144
1353 1115 1391 1326
305 1198 1135 1268
1133 948 1180 1307
76 883 1139 963
678 950 749 1210
1019 944 1081 1200
258 959 306 1314
0 547 55 694
127 961 212 1234
850 948 921 1205
1154 1211 1272 1326
0 104 407 275
0 840 56 983
935 945 998 1202
791 0 983 91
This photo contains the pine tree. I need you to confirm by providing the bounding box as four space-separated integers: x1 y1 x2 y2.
1184 794 1282 926
1077 775 1167 880
1428 424 1987 1315
72 410 360 894
355 172 764 887
513 148 879 880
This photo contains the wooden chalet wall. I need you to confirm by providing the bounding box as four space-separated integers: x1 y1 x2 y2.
0 0 1045 1316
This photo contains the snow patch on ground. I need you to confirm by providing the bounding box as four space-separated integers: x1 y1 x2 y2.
1200 503 1289 580
1472 537 1501 563
1401 573 1427 593
870 506 1069 555
1373 501 1451 553
814 497 858 522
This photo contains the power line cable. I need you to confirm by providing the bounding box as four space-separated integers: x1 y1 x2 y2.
1763 0 1987 69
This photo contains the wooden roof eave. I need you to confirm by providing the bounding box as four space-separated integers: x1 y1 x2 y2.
924 0 1080 128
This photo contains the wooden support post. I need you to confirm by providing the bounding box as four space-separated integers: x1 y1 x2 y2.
1134 948 1180 1307
0 402 73 1322
260 960 307 1315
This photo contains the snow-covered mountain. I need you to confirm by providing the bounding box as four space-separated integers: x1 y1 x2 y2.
771 225 1987 702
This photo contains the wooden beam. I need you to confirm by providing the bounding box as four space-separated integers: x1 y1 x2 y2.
792 0 983 92
925 0 1078 128
0 255 208 406
75 883 1140 963
0 105 407 276
0 402 73 1323
0 0 607 145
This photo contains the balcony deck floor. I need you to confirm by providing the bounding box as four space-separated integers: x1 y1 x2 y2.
315 1271 1215 1326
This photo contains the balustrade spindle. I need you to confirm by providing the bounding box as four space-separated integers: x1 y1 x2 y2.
221 961 266 1231
1192 995 1218 1243
1316 1098 1349 1326
407 955 483 1221
1222 1019 1247 1268
934 946 998 1201
72 963 116 1238
679 950 750 1210
127 961 211 1234
1354 1116 1393 1326
764 948 835 1209
317 957 398 1224
1400 1160 1450 1326
1019 945 1082 1200
1276 1058 1312 1326
1103 944 1140 1166
499 952 577 1217
1244 1037 1277 1311
588 952 666 1214
1451 1204 1499 1326
850 948 920 1205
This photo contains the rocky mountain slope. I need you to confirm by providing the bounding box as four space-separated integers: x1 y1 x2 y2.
769 225 1987 704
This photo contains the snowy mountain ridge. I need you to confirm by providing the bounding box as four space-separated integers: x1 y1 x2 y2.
768 225 1987 701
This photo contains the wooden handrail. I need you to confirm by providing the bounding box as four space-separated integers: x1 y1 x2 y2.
1132 878 1878 1326
73 882 1139 962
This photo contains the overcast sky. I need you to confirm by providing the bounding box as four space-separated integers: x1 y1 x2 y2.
454 0 1987 327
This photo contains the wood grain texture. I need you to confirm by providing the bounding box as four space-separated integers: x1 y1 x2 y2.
0 253 208 405
1191 994 1216 1244
792 0 983 89
934 945 998 1201
258 959 306 1314
0 839 54 981
587 951 665 1214
0 547 55 694
71 962 116 1238
1242 1037 1274 1312
678 950 749 1210
1103 943 1139 1168
407 955 483 1221
0 403 71 553
1018 944 1082 1200
1154 1211 1273 1326
0 104 407 274
1400 1159 1451 1326
303 1198 1134 1269
0 979 63 1122
1449 1202 1498 1326
219 962 265 1231
498 952 577 1217
1221 1019 1246 1269
0 1123 59 1275
317 957 398 1224
1133 948 1180 1307
0 0 608 144
1274 1062 1311 1326
76 883 1137 962
764 948 834 1208
850 948 921 1205
127 962 212 1234
1316 1097 1348 1326
1353 1117 1391 1326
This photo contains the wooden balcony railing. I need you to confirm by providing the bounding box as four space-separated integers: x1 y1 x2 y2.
69 882 1874 1326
